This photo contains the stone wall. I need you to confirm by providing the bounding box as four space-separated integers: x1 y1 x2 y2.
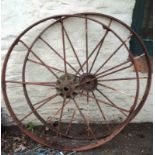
1 0 153 125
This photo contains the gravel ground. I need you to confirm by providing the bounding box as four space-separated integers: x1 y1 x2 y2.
1 123 153 155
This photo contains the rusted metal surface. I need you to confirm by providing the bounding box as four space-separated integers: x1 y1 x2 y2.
1 13 152 151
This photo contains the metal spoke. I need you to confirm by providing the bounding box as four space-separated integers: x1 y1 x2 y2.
98 83 142 101
86 92 90 136
60 19 67 76
28 58 65 73
29 58 80 79
6 80 56 87
65 110 77 135
39 37 80 75
47 99 71 124
19 40 59 80
80 90 84 97
97 63 133 79
85 16 88 73
20 94 58 122
96 60 131 77
81 91 129 113
73 98 97 140
89 19 112 73
60 19 84 72
76 63 133 88
57 96 67 136
74 29 113 76
94 34 132 75
92 91 111 131
99 76 147 82
96 88 128 117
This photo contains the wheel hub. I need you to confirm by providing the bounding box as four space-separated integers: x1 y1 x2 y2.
56 74 80 98
80 73 98 92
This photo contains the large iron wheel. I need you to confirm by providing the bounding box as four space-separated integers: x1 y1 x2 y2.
2 13 152 151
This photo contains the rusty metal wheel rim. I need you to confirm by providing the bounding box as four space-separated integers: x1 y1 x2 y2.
2 13 152 151
21 15 140 141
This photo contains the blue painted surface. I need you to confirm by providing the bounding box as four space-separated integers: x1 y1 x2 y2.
130 0 153 56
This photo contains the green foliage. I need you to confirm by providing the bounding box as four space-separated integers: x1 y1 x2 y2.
26 122 35 132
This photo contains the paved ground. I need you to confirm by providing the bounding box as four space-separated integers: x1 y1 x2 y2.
2 123 152 155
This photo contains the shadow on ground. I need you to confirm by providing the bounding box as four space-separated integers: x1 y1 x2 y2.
2 123 152 155
76 123 153 155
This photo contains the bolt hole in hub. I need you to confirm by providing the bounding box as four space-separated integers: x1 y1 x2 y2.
56 73 98 98
56 74 80 98
64 87 69 91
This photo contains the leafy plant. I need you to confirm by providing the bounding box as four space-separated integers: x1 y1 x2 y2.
26 122 35 132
